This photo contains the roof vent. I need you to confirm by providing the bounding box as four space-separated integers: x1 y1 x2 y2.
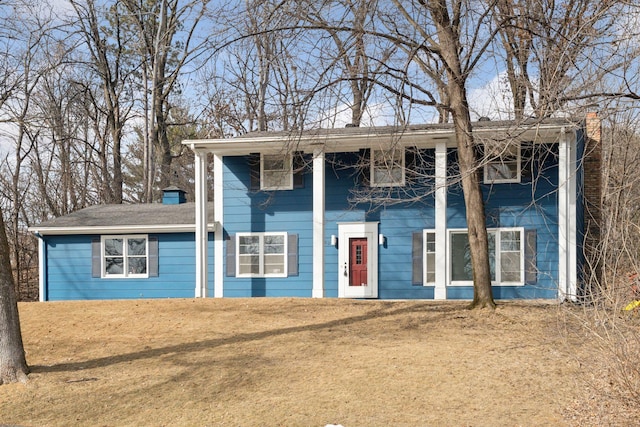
478 116 491 122
162 186 187 205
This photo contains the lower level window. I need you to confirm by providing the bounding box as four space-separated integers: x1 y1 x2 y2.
449 228 523 285
236 232 287 277
102 235 148 278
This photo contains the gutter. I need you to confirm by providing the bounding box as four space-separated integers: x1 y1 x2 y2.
28 222 219 236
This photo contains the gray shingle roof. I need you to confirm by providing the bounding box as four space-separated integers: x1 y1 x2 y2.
31 202 214 233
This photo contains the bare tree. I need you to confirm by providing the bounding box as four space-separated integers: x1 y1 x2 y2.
0 0 30 382
69 0 140 204
0 205 28 385
121 0 212 201
302 0 395 127
369 0 497 307
493 0 631 119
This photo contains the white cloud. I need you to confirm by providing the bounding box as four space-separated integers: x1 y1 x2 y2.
467 72 522 121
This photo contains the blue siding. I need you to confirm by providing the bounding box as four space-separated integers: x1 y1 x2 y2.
44 233 213 300
222 143 564 299
445 144 560 299
223 155 314 297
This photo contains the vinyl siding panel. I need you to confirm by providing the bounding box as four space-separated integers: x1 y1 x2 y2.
44 233 214 300
223 155 314 297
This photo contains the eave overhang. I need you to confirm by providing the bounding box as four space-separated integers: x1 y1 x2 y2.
29 223 218 236
183 120 578 156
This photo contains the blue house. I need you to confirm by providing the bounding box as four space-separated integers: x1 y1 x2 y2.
30 116 601 301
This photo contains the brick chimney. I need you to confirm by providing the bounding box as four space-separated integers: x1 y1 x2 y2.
583 112 602 287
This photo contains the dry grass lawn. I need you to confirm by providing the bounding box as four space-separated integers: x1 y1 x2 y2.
0 299 633 426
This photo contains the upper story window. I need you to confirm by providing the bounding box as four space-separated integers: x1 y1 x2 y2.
371 148 405 187
102 235 148 278
483 144 521 183
261 153 293 190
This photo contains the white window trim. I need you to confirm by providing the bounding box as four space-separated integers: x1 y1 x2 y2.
370 148 405 187
483 143 521 184
447 227 525 287
261 153 293 190
101 235 149 279
423 229 436 286
236 232 288 278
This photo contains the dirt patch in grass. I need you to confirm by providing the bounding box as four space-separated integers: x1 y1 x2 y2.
0 299 634 426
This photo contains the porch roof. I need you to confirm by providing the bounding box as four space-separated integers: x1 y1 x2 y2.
183 118 579 155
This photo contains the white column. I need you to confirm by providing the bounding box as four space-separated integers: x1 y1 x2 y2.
434 142 448 300
38 236 45 301
312 148 325 298
557 129 573 301
194 149 208 298
213 154 224 298
568 132 578 299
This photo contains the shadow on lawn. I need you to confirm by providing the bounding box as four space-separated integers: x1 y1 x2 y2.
30 302 463 374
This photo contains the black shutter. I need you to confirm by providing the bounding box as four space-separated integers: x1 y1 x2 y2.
412 232 423 285
226 235 236 277
520 142 534 182
405 147 416 182
148 237 159 277
293 152 305 189
524 229 537 284
358 148 371 186
249 153 260 191
475 144 485 183
287 234 298 276
91 238 101 278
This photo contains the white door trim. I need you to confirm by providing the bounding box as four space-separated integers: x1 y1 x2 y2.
337 222 379 298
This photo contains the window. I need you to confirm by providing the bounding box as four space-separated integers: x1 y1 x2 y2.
236 232 288 277
449 228 524 285
102 235 148 278
483 143 520 183
371 148 405 187
424 230 436 284
261 153 293 190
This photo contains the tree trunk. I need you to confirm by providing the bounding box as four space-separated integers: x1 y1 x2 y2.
449 86 496 309
0 206 29 385
430 0 495 308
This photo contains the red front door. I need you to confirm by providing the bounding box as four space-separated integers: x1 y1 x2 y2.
349 237 368 286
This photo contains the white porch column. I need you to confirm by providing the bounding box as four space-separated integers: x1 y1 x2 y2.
558 129 577 301
213 154 224 298
568 131 578 299
312 148 325 298
434 142 448 300
194 149 208 298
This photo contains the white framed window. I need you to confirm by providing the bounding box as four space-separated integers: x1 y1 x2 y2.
236 232 288 277
423 230 436 285
102 235 148 278
483 143 521 183
371 148 405 187
448 228 524 286
261 153 293 190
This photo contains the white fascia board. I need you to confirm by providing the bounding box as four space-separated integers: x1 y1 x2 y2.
184 131 457 155
183 123 572 156
28 223 218 236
